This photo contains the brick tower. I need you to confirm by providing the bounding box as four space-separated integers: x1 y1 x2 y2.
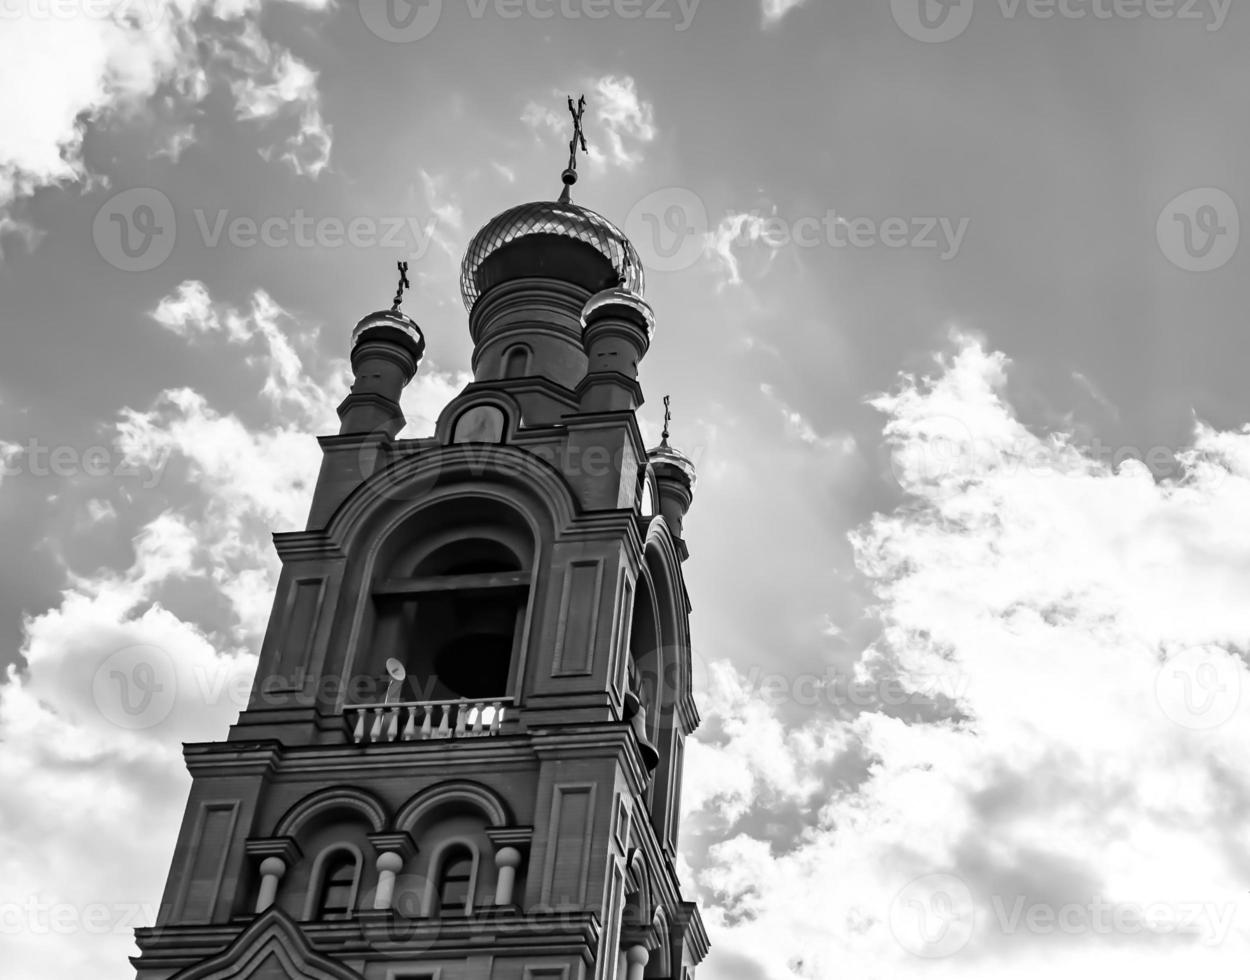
132 113 708 980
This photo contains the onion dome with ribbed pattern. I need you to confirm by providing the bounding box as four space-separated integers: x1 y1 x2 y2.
459 200 645 312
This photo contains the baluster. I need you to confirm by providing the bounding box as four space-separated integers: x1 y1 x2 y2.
436 703 451 738
352 708 367 744
383 706 399 742
401 705 417 741
370 707 386 742
490 701 503 734
455 699 469 737
421 703 434 740
470 702 484 735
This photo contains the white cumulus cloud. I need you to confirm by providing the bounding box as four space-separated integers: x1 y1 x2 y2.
0 0 334 231
688 332 1250 980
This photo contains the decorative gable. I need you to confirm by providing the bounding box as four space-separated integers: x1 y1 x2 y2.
171 909 364 980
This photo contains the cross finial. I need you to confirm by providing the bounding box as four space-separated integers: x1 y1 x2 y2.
391 261 410 311
661 395 672 445
559 95 588 204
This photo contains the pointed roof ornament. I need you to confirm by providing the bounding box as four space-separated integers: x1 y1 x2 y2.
650 394 696 491
350 259 424 359
391 260 411 312
559 94 588 204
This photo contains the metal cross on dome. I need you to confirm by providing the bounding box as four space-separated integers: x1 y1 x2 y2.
391 260 410 312
559 94 589 204
662 395 672 445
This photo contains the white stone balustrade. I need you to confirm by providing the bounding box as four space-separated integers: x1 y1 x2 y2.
344 698 511 745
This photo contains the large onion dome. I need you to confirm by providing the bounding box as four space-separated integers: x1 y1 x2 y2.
459 200 645 311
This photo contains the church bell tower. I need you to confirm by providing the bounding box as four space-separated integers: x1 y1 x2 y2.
132 101 709 980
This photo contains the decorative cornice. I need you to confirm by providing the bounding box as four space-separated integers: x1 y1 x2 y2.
677 900 711 963
272 531 345 562
244 836 302 865
472 376 583 412
183 741 282 777
561 409 646 457
366 830 417 861
527 725 651 797
484 826 535 850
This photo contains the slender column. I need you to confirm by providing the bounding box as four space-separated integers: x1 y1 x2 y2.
366 832 417 912
494 846 522 905
255 857 286 913
374 852 405 910
625 944 650 980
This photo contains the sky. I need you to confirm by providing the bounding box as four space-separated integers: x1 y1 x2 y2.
1 0 1250 977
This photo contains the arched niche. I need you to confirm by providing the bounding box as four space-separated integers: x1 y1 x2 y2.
362 496 537 705
393 783 514 919
639 467 658 519
503 344 532 379
453 405 507 445
269 789 386 923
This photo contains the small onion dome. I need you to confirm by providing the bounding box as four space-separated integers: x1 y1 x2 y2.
460 200 645 311
351 309 426 361
581 285 655 341
648 440 697 493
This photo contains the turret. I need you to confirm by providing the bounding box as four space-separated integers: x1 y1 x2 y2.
578 283 653 413
648 399 697 559
307 265 425 527
338 308 425 437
